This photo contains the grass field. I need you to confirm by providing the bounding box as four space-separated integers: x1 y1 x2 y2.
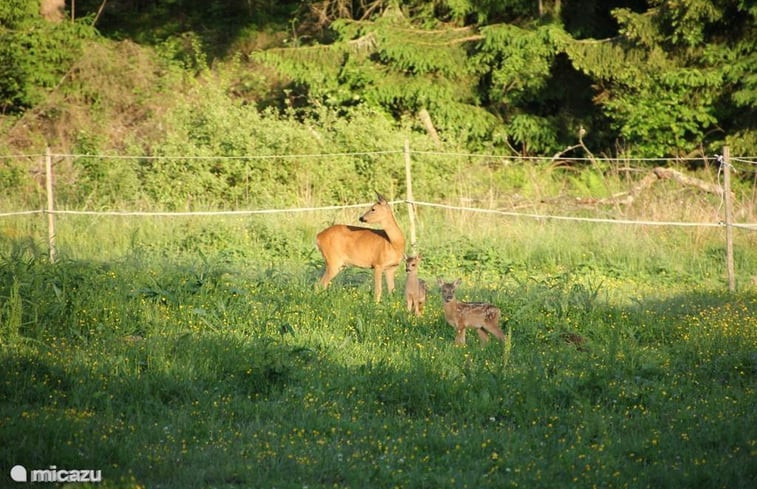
1 209 756 488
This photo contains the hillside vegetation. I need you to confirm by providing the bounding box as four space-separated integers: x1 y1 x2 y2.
2 1 756 167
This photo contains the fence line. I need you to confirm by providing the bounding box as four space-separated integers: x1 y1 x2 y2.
0 210 44 217
409 150 724 163
43 150 405 160
45 202 377 216
5 150 757 164
1 145 755 289
408 200 744 229
0 154 43 159
731 157 757 166
2 202 756 230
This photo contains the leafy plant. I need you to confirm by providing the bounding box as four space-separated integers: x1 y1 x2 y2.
0 2 96 112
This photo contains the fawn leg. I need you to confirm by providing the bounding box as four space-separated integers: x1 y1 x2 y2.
455 327 467 345
483 322 506 341
476 328 490 344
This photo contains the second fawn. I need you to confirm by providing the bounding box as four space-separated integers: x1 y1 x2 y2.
437 278 505 345
404 255 427 316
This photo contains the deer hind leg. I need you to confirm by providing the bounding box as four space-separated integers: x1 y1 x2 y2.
483 313 505 341
318 259 342 289
476 327 490 344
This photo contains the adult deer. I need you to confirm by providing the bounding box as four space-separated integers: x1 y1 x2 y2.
316 193 406 302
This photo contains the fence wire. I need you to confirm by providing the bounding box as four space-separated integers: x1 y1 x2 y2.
1 202 756 231
1 150 756 231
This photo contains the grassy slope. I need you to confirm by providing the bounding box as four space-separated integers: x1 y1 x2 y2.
1 211 755 488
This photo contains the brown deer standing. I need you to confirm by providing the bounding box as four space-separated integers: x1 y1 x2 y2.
404 255 427 316
437 278 505 345
316 193 406 302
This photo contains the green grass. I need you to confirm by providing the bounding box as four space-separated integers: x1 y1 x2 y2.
1 212 756 488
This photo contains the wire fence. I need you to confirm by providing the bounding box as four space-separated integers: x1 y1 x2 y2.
3 149 755 225
2 203 755 230
1 146 756 289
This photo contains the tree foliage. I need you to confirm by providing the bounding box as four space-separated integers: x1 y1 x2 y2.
566 1 756 156
1 0 756 159
0 0 97 113
254 0 756 156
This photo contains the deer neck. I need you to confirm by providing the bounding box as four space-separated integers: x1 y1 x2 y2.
407 268 419 284
442 298 459 319
381 214 405 251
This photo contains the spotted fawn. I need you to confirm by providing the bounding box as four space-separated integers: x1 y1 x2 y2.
437 278 505 344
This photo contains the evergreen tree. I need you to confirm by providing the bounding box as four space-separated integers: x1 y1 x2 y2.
258 0 757 156
256 2 571 152
565 0 756 157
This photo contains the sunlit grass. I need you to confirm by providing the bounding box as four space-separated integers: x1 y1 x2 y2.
0 212 756 488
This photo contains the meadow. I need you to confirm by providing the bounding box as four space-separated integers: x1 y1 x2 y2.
1 204 756 488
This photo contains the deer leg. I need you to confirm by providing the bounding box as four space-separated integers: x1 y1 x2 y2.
385 265 398 294
483 322 506 341
476 327 490 344
319 263 341 289
373 266 384 302
482 311 505 340
455 327 467 345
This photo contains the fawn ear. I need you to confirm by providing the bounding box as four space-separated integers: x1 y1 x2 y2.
437 277 444 286
375 192 387 204
454 278 462 287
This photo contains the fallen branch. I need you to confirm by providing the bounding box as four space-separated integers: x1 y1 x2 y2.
576 167 727 206
652 167 724 195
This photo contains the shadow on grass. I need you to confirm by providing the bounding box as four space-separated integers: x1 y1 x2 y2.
1 251 755 488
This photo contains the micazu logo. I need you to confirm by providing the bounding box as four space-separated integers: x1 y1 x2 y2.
10 464 102 483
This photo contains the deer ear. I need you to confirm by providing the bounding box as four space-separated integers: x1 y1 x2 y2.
437 278 444 286
454 278 462 287
375 192 387 203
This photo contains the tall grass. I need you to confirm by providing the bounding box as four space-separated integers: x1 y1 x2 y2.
0 206 755 488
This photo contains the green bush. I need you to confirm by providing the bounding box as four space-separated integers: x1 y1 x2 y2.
0 2 96 112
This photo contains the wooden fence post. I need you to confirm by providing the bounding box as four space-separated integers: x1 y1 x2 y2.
722 146 735 292
403 139 418 254
45 147 57 263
